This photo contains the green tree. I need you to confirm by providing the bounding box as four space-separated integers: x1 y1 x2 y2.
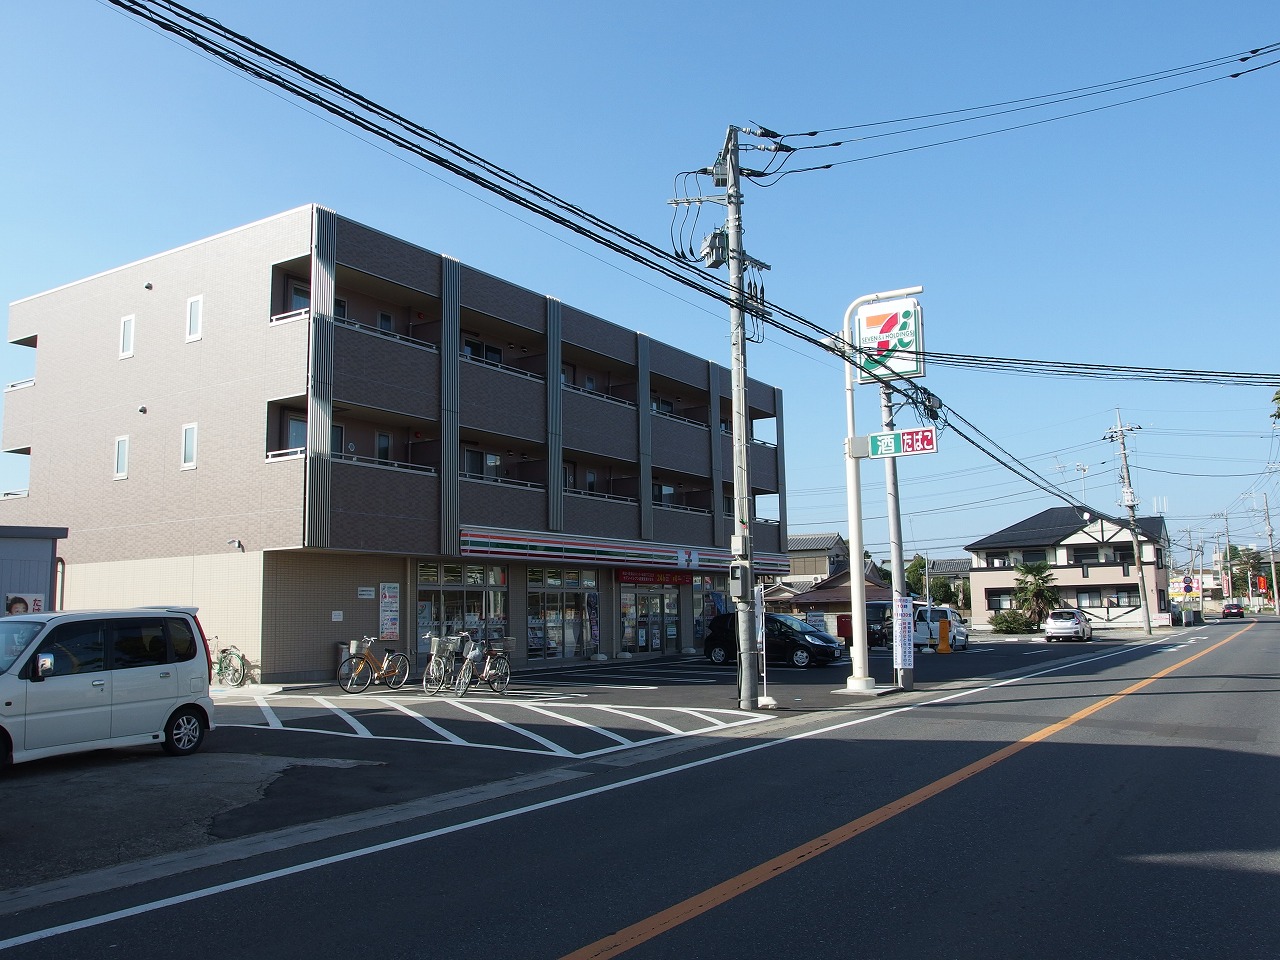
927 577 956 606
1012 561 1061 629
905 555 926 596
1227 545 1263 599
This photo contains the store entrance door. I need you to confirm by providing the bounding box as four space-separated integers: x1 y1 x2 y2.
640 594 665 654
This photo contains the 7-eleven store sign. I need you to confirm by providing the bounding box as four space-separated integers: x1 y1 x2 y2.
855 297 924 384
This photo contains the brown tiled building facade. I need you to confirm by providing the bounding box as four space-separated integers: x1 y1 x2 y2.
3 206 788 681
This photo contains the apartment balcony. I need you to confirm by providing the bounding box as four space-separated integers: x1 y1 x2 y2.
651 412 711 475
460 358 546 439
562 386 638 461
1 378 36 454
714 515 782 556
328 456 440 554
460 475 548 530
718 433 781 493
564 490 640 540
653 503 715 548
332 322 440 420
266 307 312 397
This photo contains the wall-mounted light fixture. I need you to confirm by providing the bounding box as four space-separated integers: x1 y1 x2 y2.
226 538 244 552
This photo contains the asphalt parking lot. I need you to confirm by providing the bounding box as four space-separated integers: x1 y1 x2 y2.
2 629 1183 904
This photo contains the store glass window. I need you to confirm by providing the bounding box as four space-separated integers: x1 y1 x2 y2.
416 562 508 661
527 567 598 661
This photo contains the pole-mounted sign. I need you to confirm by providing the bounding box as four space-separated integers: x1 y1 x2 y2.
855 297 924 384
868 426 937 459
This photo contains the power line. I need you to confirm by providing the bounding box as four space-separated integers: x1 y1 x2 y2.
102 0 1278 530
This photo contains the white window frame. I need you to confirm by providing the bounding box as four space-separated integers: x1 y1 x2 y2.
185 295 203 342
119 315 135 359
181 423 198 470
114 436 129 479
377 311 394 332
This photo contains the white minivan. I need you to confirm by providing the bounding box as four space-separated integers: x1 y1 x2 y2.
0 607 215 768
914 606 969 650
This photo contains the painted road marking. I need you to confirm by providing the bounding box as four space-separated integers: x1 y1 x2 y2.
3 627 1239 953
214 694 768 758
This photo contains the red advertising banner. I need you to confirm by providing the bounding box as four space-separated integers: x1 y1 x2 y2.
619 569 695 586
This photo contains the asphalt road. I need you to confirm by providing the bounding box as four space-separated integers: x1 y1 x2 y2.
3 621 1276 958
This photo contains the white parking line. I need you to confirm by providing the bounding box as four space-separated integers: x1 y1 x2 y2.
574 704 687 735
253 695 283 729
512 703 635 746
315 697 373 738
375 697 468 744
446 699 575 756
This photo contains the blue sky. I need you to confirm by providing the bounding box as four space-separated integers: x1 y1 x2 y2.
2 1 1278 567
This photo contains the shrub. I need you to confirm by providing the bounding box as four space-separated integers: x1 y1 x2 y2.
989 610 1036 634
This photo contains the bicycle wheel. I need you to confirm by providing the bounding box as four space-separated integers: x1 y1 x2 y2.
386 653 410 689
224 654 246 687
424 656 448 695
453 659 474 697
486 656 511 694
338 656 372 693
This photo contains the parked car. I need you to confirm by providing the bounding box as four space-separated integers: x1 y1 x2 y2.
1222 603 1245 619
0 607 215 768
1044 608 1093 641
865 601 894 647
913 606 969 650
704 612 846 668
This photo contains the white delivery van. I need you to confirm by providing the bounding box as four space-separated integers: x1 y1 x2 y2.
913 606 969 650
0 607 215 768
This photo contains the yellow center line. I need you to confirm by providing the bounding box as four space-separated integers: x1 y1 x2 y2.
561 625 1253 960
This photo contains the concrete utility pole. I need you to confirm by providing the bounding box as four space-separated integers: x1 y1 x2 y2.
1215 512 1233 603
1105 411 1151 635
1263 493 1279 613
673 125 781 708
721 126 759 710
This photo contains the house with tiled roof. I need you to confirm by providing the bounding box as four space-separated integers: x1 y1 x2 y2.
785 532 850 580
965 506 1172 631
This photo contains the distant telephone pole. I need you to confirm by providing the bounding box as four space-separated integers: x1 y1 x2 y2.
1105 411 1151 635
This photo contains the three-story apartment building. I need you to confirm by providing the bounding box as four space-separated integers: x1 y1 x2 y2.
2 205 788 681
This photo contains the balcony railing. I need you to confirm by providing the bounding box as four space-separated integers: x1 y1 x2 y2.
652 409 708 429
269 307 310 325
334 452 437 475
563 382 637 409
335 316 438 351
460 353 544 382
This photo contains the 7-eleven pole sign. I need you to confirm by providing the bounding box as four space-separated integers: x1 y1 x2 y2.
855 298 924 384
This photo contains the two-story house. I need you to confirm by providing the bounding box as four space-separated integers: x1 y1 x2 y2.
966 506 1170 630
1 205 789 681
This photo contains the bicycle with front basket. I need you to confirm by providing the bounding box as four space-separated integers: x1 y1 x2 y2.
422 631 511 697
337 636 410 693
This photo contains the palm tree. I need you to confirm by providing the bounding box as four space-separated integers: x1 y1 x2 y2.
1012 561 1061 629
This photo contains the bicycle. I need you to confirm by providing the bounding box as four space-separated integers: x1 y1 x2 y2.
422 633 462 695
337 637 410 693
453 634 512 697
421 632 511 696
212 640 249 687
